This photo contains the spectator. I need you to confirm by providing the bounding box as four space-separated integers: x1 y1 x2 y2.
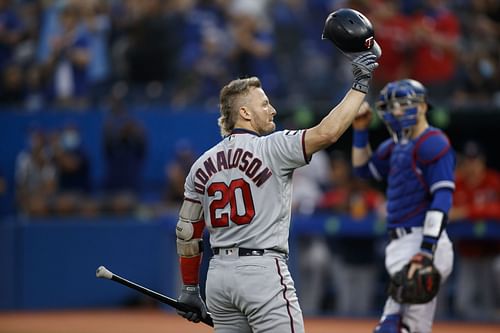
14 128 57 216
51 124 94 216
227 0 282 98
453 0 500 107
170 0 234 108
369 0 412 94
24 64 47 111
0 0 25 71
163 139 196 208
0 62 24 105
102 97 146 214
41 3 91 108
125 0 179 90
449 140 500 320
409 0 461 105
14 0 40 66
81 0 111 104
270 0 309 100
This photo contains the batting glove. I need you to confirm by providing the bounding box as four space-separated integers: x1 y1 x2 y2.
177 284 208 323
351 53 379 94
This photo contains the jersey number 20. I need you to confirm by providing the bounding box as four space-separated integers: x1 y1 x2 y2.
208 178 255 227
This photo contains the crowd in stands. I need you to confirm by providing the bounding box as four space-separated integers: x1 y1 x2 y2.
14 99 147 217
0 0 499 111
1 0 500 320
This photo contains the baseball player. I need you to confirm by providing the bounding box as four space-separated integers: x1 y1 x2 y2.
351 79 455 333
174 48 378 332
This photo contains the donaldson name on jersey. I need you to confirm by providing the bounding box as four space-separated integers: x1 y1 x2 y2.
193 148 273 194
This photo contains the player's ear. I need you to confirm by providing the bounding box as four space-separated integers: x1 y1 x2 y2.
419 102 428 114
239 106 252 121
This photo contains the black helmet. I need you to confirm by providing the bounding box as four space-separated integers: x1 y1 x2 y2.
322 8 381 57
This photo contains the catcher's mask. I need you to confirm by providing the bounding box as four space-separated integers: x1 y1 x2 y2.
376 79 430 143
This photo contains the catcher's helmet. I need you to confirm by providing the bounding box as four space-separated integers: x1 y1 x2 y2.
322 8 381 57
376 79 431 143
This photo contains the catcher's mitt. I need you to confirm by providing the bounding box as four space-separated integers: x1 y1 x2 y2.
388 254 441 304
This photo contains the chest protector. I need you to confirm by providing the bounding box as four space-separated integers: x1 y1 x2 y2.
385 129 448 227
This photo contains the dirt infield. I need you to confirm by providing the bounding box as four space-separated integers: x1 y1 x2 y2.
0 310 498 333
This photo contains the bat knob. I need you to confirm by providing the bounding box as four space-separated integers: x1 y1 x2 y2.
96 266 113 279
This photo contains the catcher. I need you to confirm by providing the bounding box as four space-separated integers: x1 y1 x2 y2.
351 80 455 333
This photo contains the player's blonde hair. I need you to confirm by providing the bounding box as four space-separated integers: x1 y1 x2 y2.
218 77 262 137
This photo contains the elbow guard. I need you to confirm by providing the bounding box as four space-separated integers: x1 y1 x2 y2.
176 199 205 257
176 219 205 257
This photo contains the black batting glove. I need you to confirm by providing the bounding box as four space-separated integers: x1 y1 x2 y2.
351 53 379 94
177 285 208 323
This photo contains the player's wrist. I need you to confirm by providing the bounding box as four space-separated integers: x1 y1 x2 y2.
411 251 433 264
182 284 200 293
352 81 369 94
420 235 438 257
418 247 435 260
353 128 369 148
351 54 378 94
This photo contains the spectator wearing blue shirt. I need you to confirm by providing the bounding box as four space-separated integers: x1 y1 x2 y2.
81 0 111 104
41 4 90 108
0 0 25 71
227 1 282 98
102 97 147 215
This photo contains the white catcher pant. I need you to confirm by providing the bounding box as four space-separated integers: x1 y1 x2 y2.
206 250 304 333
381 229 454 333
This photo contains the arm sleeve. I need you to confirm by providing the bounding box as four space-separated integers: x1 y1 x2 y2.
430 188 454 214
420 134 456 195
353 138 393 181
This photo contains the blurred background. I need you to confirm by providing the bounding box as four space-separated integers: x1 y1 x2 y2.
0 0 499 327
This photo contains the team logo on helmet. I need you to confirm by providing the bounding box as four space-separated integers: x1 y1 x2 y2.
364 36 374 50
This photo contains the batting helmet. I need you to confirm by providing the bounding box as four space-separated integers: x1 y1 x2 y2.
322 8 381 58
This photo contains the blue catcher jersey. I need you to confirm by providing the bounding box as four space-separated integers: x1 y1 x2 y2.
368 127 455 228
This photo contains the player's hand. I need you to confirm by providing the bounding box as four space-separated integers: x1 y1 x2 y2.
353 101 373 130
351 53 379 94
177 285 208 323
407 252 433 279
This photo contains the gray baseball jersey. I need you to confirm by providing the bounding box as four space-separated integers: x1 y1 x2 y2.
184 128 309 254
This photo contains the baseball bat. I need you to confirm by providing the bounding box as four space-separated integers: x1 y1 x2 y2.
96 266 214 327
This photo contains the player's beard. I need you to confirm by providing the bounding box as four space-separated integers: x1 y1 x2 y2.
253 116 275 135
266 121 276 134
261 121 275 135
